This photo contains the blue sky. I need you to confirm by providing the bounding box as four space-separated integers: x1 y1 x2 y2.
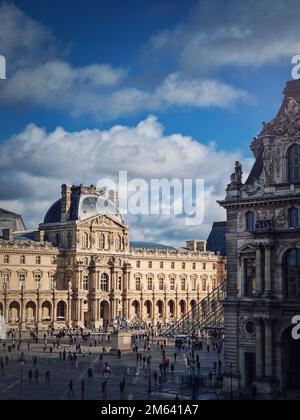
0 0 299 244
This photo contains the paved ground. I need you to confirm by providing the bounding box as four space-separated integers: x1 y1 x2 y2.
0 333 223 400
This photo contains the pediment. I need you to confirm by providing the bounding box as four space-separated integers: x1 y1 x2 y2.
77 213 126 229
238 244 256 255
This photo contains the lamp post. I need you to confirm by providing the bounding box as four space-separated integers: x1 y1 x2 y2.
19 354 26 400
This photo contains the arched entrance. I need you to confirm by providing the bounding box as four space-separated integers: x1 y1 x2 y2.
9 302 20 323
156 300 164 319
179 300 186 316
144 300 152 319
25 302 36 323
190 299 197 310
100 301 110 328
41 301 52 321
168 300 175 319
132 300 140 316
282 327 300 390
57 301 67 320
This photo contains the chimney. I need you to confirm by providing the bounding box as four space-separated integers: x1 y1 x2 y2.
197 241 207 252
186 241 196 251
61 184 72 222
2 228 13 241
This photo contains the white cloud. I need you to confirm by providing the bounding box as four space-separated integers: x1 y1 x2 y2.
146 0 300 75
0 3 252 120
0 117 253 246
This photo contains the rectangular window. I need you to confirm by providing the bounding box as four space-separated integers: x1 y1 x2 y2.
160 262 164 269
34 274 41 290
136 260 141 268
159 278 164 291
171 262 175 269
147 278 153 291
83 275 89 290
2 273 9 290
170 278 175 291
4 255 9 264
244 259 256 297
135 278 141 291
19 273 26 290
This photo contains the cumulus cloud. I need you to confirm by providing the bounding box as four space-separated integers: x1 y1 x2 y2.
0 117 253 245
0 2 251 120
146 0 300 75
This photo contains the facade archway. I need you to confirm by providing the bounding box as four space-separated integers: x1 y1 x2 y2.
179 300 186 315
282 327 300 390
168 300 175 319
25 302 36 322
57 301 67 320
100 301 110 328
41 301 52 320
132 300 140 316
190 299 197 310
0 302 3 317
9 302 20 323
144 300 152 319
156 300 164 319
283 249 300 297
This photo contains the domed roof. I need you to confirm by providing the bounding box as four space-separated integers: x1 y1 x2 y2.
44 200 62 224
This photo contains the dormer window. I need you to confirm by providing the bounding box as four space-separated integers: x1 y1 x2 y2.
288 144 300 182
289 208 299 229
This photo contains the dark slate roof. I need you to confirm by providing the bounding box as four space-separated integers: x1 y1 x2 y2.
245 150 264 185
206 222 227 256
44 199 62 224
0 208 26 232
130 242 176 250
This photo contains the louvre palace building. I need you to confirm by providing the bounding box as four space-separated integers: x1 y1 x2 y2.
219 79 300 398
0 184 226 332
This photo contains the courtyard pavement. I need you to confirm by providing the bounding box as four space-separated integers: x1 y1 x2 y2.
0 332 223 400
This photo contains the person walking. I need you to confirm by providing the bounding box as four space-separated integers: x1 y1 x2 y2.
45 370 50 385
34 368 39 384
81 380 85 400
68 380 74 396
28 369 33 384
120 380 125 400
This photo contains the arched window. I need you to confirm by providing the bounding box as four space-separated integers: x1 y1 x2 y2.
99 234 105 251
246 211 255 231
100 273 109 292
115 235 122 251
284 249 300 297
202 276 207 292
289 208 299 229
288 144 300 182
82 232 89 249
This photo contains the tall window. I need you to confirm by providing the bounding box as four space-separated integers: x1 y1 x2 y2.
82 232 89 249
34 273 41 290
36 256 41 265
148 261 152 269
284 249 300 297
181 278 186 291
136 260 141 268
83 274 89 290
100 273 109 292
19 273 25 290
159 278 164 291
56 233 60 247
182 262 186 270
192 277 197 291
246 211 255 231
171 262 175 269
160 262 164 269
192 263 196 270
289 208 299 229
202 276 207 291
49 273 55 290
135 277 141 291
4 255 9 264
115 235 122 251
20 255 26 264
99 234 105 250
288 144 300 182
2 273 9 290
170 278 175 291
203 263 206 270
147 277 153 291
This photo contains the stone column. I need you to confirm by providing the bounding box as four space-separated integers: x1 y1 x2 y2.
89 269 97 326
256 245 263 296
140 294 144 319
264 319 273 378
264 245 272 296
255 318 264 379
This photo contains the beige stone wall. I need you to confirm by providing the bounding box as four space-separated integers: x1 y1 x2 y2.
0 214 226 331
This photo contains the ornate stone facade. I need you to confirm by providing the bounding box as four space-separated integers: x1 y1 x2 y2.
0 184 226 332
219 79 300 398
